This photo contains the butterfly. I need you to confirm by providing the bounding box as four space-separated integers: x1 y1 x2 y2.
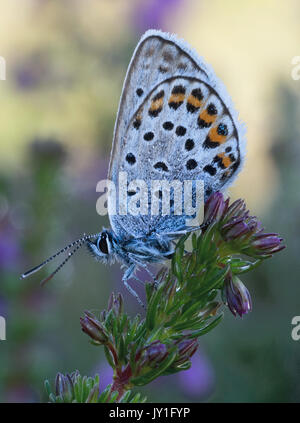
21 30 246 306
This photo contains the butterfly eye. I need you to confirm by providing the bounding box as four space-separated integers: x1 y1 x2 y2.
98 233 109 254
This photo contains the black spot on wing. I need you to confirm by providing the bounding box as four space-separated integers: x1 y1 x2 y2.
203 165 217 175
191 88 203 100
133 119 141 129
144 132 154 141
185 139 194 151
217 123 228 136
154 162 169 172
198 118 212 129
152 90 164 101
186 159 197 170
126 153 136 165
176 126 186 136
172 85 186 94
207 103 218 115
163 121 174 130
136 88 144 97
158 65 168 73
203 136 219 149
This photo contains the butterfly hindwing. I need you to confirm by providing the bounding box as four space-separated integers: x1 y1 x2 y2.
108 30 246 239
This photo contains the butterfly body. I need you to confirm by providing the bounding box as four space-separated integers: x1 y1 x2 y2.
86 229 174 267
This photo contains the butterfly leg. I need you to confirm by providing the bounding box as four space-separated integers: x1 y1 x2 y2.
122 264 145 309
163 225 202 238
137 264 157 283
140 264 159 288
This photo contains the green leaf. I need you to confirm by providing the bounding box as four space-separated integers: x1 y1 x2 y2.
44 380 51 397
133 320 147 341
187 313 224 338
86 385 99 403
108 391 119 403
146 283 165 330
130 392 147 403
49 393 56 403
192 232 197 250
129 342 139 375
195 265 229 296
98 384 112 403
179 299 206 321
117 334 126 364
119 390 132 403
104 345 115 368
229 258 262 274
162 360 192 375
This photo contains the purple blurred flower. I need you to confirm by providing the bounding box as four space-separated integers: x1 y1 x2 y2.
0 297 8 316
14 53 50 90
132 0 185 33
5 385 38 403
94 362 113 393
178 350 215 398
0 228 21 271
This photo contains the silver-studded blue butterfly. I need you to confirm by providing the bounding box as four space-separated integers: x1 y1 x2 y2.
21 30 246 306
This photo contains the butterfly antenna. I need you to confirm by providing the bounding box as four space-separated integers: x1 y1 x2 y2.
20 233 99 280
40 241 84 287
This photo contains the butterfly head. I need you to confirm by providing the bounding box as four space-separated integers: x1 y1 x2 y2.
86 229 115 263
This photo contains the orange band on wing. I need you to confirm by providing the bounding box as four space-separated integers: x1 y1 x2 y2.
187 94 202 109
199 109 217 125
217 152 233 168
208 126 227 144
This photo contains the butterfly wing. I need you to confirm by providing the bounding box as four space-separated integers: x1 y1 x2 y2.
108 30 246 239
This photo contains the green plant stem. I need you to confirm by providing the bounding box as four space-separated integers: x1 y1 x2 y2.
109 364 132 401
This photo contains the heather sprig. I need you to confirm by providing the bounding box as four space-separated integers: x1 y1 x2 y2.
45 193 285 403
44 371 146 403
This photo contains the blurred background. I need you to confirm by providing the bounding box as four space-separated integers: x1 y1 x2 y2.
0 0 299 403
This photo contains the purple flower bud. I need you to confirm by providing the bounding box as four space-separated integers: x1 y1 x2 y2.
223 221 250 240
222 215 260 241
203 192 228 226
55 373 74 401
80 313 108 344
175 339 198 364
107 292 124 316
224 198 246 220
140 341 168 367
223 274 252 317
251 233 284 254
